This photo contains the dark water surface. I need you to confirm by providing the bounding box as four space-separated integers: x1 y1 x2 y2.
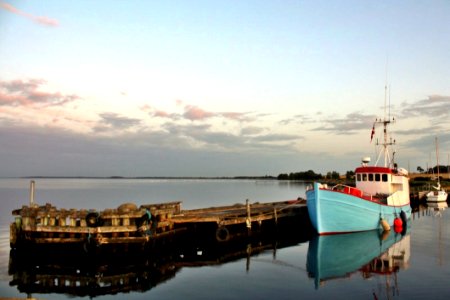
0 178 449 299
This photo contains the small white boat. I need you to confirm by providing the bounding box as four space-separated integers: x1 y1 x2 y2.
426 183 448 202
426 137 448 203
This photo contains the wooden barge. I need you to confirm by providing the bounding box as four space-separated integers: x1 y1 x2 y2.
10 181 308 250
10 201 183 248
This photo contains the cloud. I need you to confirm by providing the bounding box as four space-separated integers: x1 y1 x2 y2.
241 126 265 135
0 123 318 177
400 95 450 120
183 105 216 121
402 131 450 154
251 133 301 142
312 112 376 134
395 125 444 136
94 112 142 132
154 110 175 118
279 114 315 125
182 104 253 122
220 111 253 122
0 79 80 107
143 101 254 122
161 122 302 153
140 104 180 120
0 2 59 27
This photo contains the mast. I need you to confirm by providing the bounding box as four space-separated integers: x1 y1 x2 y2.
374 84 395 168
435 137 440 184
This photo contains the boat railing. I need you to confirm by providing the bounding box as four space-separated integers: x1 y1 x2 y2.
331 184 374 201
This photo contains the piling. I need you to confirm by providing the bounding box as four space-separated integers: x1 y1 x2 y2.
29 180 35 207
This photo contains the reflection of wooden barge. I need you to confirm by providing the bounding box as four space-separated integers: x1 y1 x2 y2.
9 214 312 298
10 181 307 249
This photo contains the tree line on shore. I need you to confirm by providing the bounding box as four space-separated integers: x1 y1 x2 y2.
276 168 450 189
276 170 355 181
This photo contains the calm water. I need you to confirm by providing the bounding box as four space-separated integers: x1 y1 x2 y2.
0 178 449 299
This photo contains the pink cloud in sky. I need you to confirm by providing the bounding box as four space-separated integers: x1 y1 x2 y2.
140 100 253 122
153 110 172 118
0 79 79 107
140 104 153 112
140 104 176 119
221 111 253 122
183 105 215 121
0 2 59 27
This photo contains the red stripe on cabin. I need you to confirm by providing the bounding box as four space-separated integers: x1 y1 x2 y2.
355 166 393 174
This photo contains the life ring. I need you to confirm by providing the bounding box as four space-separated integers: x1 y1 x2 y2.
86 212 100 227
215 226 230 242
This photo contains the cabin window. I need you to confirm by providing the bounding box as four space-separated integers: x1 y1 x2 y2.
382 174 388 182
368 173 374 181
375 174 381 181
357 174 362 181
362 174 367 181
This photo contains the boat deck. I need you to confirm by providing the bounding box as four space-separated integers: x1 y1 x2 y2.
173 199 306 226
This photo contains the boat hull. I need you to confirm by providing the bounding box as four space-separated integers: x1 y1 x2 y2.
426 191 448 202
306 182 411 235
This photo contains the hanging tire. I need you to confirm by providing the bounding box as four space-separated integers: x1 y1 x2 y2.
86 212 100 227
215 226 230 242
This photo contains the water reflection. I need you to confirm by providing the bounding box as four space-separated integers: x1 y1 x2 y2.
8 218 313 298
412 201 448 219
427 201 448 213
306 229 410 290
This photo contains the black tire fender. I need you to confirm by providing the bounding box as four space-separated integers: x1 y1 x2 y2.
86 212 100 227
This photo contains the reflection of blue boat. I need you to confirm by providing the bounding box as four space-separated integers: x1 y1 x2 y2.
307 229 410 289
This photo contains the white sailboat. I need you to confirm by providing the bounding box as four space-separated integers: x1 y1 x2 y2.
426 137 448 203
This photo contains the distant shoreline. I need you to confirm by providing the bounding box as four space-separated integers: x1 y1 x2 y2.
15 176 279 180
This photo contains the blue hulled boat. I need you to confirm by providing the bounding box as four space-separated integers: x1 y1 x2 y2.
306 107 411 234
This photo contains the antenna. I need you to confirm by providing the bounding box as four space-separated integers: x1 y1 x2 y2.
389 84 391 121
374 58 395 168
384 56 388 121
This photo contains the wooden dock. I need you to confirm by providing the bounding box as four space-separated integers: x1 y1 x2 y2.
173 199 304 225
172 199 306 242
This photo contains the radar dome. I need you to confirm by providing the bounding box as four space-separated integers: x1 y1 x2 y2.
362 157 371 165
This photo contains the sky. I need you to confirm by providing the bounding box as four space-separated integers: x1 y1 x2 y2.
0 0 449 177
